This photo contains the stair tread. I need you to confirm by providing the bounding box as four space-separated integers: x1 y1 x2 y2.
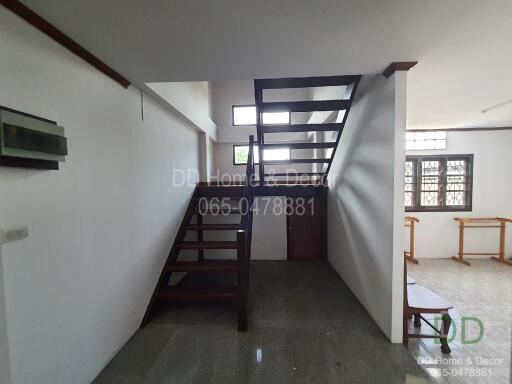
265 172 325 176
259 100 350 113
255 75 360 89
184 224 243 230
197 185 245 197
194 196 242 200
261 158 331 165
177 241 238 249
189 208 242 214
262 123 342 133
156 285 239 301
166 260 238 272
261 142 336 150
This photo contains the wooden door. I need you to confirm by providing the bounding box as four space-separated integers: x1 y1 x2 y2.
287 195 326 260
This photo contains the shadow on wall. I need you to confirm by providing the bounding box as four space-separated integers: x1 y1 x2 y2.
327 75 397 338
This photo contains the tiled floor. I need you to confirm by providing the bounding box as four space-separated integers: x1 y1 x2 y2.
94 261 431 384
408 259 512 384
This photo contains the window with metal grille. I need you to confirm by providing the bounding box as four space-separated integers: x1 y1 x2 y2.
405 155 473 212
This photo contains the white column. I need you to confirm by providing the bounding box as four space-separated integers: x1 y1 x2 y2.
391 70 407 343
198 132 212 182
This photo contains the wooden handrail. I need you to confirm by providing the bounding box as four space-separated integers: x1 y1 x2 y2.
236 135 255 331
454 217 512 223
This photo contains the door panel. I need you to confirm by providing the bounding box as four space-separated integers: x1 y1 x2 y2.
287 196 326 260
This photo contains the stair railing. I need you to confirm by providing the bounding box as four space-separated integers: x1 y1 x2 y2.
236 134 255 331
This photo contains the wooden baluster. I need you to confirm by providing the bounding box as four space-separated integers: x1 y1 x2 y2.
237 230 248 331
197 213 204 261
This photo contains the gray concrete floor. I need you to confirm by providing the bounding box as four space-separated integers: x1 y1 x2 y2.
408 259 512 384
94 261 430 384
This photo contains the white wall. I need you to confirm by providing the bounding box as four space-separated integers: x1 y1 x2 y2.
0 248 10 384
406 130 512 259
0 8 199 384
192 197 288 261
209 144 287 260
146 81 217 140
210 79 310 143
327 73 406 343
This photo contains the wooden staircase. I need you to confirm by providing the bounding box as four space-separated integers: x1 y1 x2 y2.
254 75 361 184
141 137 256 331
141 75 360 331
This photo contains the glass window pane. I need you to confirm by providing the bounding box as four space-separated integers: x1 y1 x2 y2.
262 148 290 161
445 159 468 206
421 191 439 206
262 112 290 125
233 106 256 125
404 131 446 150
234 146 249 164
405 192 412 207
404 161 415 207
447 160 466 175
422 160 439 176
234 145 259 164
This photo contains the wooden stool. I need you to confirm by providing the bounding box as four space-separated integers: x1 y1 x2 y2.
452 217 512 266
405 216 419 264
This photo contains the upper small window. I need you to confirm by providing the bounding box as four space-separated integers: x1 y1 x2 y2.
406 131 446 150
232 105 290 126
233 105 257 125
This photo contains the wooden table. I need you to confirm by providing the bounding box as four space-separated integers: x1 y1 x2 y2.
452 217 512 266
405 216 420 264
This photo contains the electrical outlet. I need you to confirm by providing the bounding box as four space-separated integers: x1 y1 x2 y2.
1 226 28 244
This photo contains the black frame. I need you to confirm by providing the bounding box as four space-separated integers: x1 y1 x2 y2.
0 105 60 170
232 104 291 126
405 154 474 212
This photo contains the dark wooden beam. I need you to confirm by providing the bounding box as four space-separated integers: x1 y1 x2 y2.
262 123 342 133
0 0 131 88
382 62 418 78
262 158 331 165
407 127 512 133
255 185 326 197
261 142 336 150
264 172 325 177
260 100 351 113
255 75 360 89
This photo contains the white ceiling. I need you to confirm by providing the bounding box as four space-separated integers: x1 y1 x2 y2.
17 0 512 128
